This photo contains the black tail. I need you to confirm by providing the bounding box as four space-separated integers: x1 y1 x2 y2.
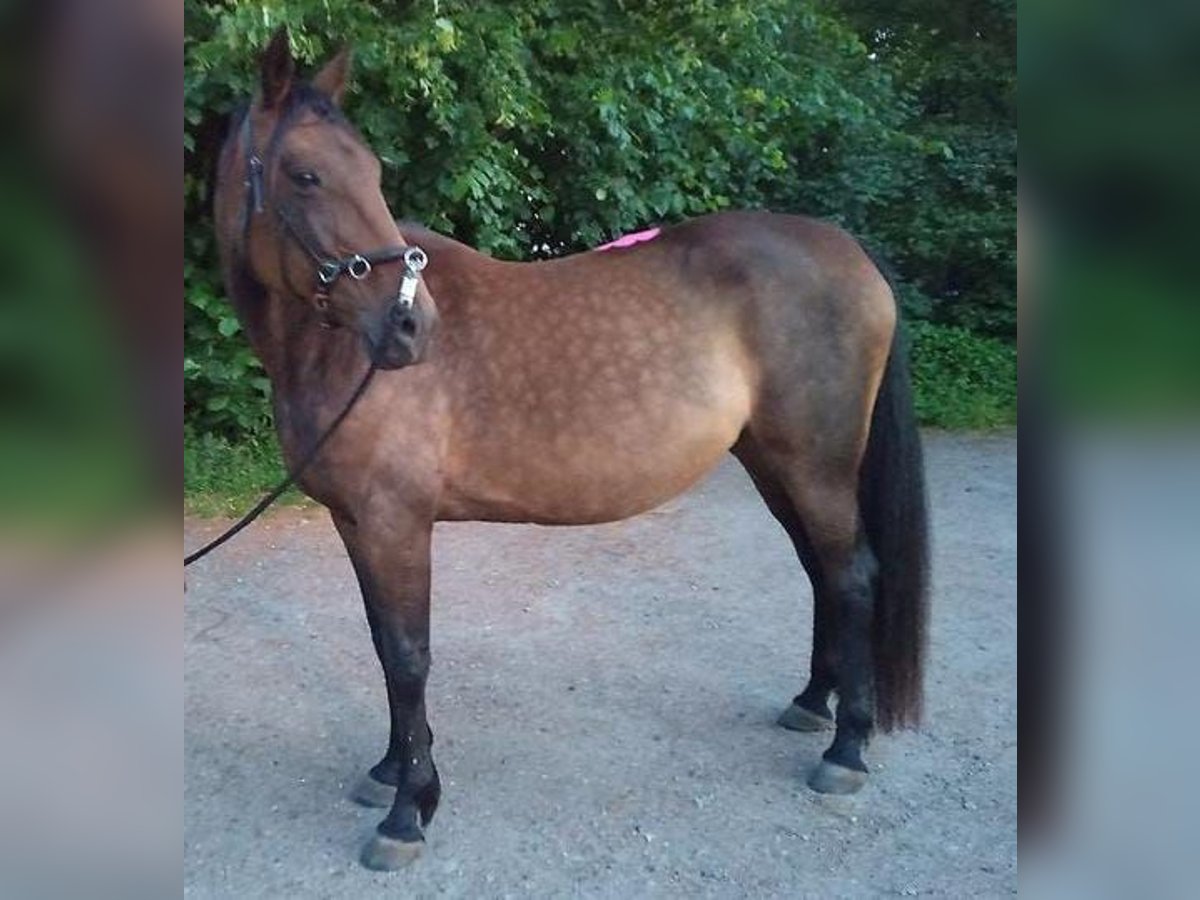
859 321 930 731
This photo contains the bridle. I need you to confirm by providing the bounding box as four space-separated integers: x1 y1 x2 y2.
238 108 427 324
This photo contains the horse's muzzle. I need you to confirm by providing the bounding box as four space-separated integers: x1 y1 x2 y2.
366 301 436 370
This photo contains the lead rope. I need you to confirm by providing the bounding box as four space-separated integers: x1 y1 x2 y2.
184 363 377 567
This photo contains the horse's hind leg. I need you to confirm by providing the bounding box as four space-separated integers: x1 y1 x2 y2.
731 435 836 732
736 435 879 794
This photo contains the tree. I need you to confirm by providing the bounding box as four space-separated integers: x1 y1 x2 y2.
838 0 1017 335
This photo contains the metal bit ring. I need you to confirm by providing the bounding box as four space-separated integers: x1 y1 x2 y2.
347 255 372 280
403 246 428 273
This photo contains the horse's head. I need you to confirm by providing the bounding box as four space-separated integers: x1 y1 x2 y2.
216 28 437 370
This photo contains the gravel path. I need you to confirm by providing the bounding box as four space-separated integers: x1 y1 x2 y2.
185 431 1016 898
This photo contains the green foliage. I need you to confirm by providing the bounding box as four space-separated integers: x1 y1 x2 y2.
839 0 1017 335
184 427 295 516
184 255 274 437
909 322 1017 428
185 0 1015 444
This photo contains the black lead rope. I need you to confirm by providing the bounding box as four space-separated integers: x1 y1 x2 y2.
184 363 377 567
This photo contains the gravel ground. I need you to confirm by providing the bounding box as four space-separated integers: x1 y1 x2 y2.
184 431 1016 898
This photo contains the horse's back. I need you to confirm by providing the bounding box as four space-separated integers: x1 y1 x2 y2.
405 211 894 526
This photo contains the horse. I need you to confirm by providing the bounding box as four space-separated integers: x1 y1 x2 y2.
209 28 929 871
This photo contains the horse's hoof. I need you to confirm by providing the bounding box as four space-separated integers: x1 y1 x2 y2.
360 833 423 871
807 759 868 795
777 702 834 732
350 773 397 808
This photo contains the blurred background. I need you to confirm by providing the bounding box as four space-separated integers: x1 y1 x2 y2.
0 0 181 897
1021 1 1200 896
0 0 1197 894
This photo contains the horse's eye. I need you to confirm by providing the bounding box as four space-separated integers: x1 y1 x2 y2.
290 170 321 188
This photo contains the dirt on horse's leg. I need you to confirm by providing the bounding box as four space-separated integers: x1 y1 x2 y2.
334 512 440 870
731 437 835 732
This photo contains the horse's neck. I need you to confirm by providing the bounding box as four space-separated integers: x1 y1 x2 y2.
250 291 366 421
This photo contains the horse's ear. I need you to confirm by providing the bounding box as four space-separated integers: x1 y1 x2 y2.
260 26 294 109
312 46 353 106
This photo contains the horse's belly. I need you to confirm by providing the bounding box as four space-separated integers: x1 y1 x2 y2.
440 358 753 524
533 419 740 524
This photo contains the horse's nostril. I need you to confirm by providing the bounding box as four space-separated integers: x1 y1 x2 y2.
398 316 417 337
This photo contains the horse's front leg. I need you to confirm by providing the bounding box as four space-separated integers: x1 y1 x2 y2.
333 510 439 870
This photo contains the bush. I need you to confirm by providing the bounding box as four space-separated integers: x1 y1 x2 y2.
909 322 1017 429
184 427 292 516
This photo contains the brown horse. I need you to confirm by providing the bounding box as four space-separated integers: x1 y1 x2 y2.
211 29 929 871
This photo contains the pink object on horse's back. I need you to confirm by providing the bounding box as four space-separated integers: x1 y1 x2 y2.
594 227 661 251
